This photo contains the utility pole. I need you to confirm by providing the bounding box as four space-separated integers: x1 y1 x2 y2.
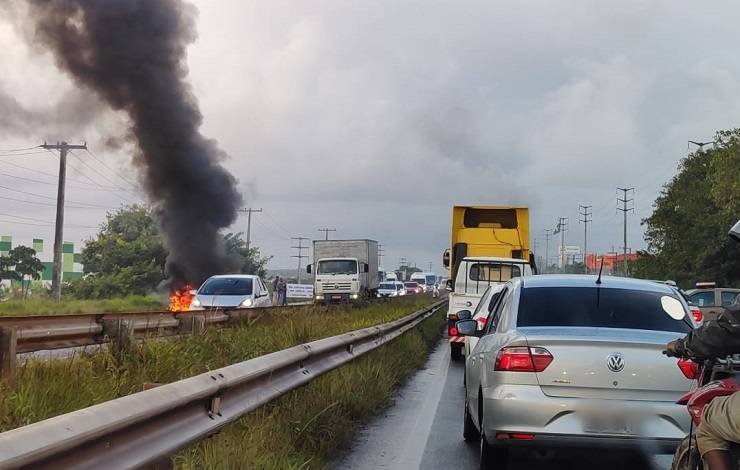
617 187 635 276
578 205 592 274
41 141 87 301
317 228 336 240
554 218 568 269
238 208 263 252
428 262 433 272
543 229 552 274
378 244 385 268
291 237 309 283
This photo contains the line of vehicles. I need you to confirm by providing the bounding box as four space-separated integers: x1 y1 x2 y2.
443 205 740 469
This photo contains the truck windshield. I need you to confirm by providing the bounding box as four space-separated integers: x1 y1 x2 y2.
317 260 358 275
425 275 436 285
469 263 521 282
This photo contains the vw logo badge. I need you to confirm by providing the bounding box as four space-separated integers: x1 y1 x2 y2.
607 353 625 372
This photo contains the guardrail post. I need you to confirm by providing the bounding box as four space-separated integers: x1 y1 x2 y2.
102 319 134 359
178 314 206 335
0 327 17 383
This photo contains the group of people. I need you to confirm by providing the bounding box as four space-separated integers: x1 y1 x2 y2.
272 276 288 306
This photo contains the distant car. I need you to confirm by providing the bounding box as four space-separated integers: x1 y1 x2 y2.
404 282 423 294
685 282 740 321
457 275 694 468
394 281 406 296
190 274 272 310
377 282 400 298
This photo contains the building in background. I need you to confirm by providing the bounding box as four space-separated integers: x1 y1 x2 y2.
0 235 83 288
585 252 640 275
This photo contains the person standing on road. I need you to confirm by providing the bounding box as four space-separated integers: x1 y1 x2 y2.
277 277 288 306
666 297 740 470
432 283 440 298
272 276 280 306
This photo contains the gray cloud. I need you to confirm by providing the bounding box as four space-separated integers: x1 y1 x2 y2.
2 0 740 273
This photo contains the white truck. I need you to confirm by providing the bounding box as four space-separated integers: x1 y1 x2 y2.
447 256 534 358
307 239 379 303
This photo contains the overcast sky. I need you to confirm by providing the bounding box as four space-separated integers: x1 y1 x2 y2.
1 0 740 273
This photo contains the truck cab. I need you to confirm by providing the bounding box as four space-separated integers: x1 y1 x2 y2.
307 239 379 303
443 205 534 359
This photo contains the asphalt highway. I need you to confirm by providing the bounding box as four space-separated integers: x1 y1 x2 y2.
332 338 674 470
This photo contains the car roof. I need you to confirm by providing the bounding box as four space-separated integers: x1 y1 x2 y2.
519 274 677 294
206 274 260 280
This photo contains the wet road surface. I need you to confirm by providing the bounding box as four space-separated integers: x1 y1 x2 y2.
333 338 674 470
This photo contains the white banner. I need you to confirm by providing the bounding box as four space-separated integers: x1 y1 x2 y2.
287 283 314 298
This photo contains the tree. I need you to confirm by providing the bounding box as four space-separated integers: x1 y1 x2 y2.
635 129 740 287
223 232 271 279
68 206 273 298
10 246 44 299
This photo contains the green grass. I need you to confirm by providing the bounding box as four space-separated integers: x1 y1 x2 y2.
174 306 445 469
0 295 165 317
0 296 438 433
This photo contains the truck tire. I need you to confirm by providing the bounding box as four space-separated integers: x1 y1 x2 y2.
451 343 463 360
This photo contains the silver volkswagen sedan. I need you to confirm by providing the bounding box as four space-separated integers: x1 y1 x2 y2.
457 275 695 468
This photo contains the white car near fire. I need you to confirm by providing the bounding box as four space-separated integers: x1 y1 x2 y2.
189 274 272 310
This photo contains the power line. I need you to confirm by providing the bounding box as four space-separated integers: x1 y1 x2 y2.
68 150 136 192
0 145 42 152
0 184 109 208
0 151 50 158
66 151 138 205
0 211 97 228
85 148 139 189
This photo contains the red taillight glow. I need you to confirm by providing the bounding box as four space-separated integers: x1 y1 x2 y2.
477 317 488 327
449 327 459 337
496 432 535 440
691 308 703 324
494 346 553 372
678 358 701 380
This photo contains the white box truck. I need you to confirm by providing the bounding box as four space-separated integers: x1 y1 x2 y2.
307 239 379 303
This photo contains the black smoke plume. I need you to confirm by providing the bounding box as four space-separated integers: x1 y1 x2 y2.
26 0 243 289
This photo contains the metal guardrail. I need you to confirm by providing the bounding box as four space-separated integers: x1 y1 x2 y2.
0 298 446 469
0 304 310 354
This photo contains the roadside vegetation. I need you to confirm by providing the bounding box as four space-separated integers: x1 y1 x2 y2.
0 295 164 317
631 128 740 287
175 304 445 469
0 296 438 432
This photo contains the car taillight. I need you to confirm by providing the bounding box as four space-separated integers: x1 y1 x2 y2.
678 358 701 380
477 317 488 327
691 307 703 324
449 326 459 337
494 346 553 372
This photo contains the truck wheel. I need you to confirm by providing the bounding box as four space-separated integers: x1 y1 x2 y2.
451 344 462 360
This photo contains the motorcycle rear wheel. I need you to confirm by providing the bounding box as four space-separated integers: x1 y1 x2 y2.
671 436 702 470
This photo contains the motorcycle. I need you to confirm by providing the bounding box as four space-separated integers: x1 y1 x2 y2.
667 353 740 469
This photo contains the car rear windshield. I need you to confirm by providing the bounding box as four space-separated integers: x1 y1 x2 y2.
517 287 691 333
405 282 418 287
379 283 395 289
199 277 253 296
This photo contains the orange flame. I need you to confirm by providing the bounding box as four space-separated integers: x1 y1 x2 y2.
169 284 194 312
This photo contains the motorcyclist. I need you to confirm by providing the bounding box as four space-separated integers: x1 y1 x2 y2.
665 219 740 470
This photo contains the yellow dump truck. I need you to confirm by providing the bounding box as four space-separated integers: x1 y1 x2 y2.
443 205 535 359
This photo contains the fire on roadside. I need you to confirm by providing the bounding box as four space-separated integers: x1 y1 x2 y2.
169 284 194 312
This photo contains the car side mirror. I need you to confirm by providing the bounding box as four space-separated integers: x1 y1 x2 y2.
456 309 473 321
306 264 312 274
730 220 740 243
455 319 480 337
